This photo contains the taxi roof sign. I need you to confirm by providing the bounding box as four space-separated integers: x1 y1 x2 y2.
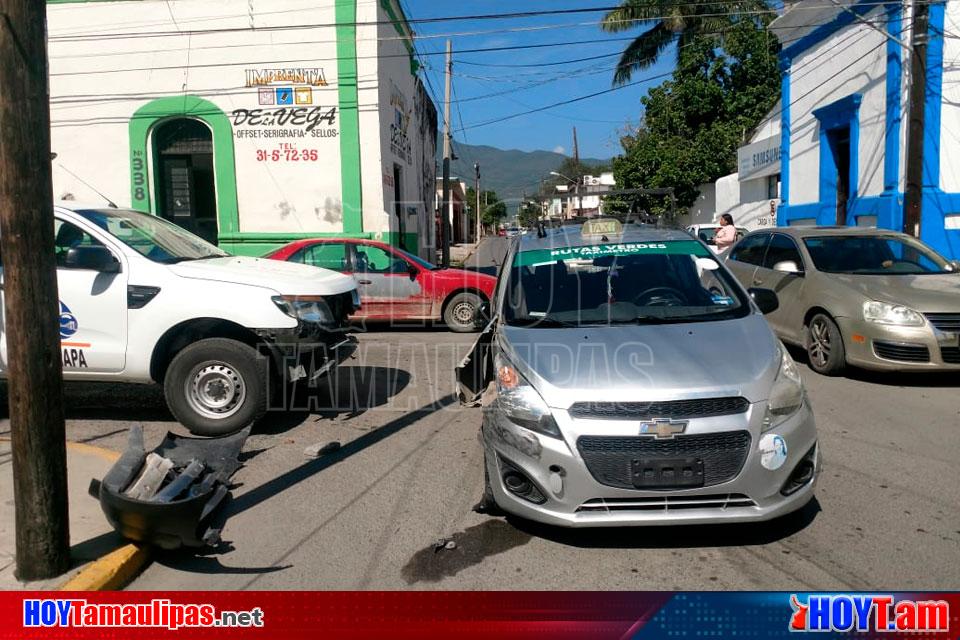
581 218 622 236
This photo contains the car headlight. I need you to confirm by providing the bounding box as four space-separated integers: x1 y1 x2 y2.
763 345 805 431
494 353 562 439
272 295 336 326
863 301 925 327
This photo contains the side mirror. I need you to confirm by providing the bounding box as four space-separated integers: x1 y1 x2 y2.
773 260 802 275
407 263 419 278
64 246 120 273
749 288 779 315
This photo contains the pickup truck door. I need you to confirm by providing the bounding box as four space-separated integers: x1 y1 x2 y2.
53 219 129 374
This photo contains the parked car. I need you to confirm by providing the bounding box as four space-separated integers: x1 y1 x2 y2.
0 205 359 436
724 227 960 375
266 239 496 332
456 219 819 527
687 224 748 252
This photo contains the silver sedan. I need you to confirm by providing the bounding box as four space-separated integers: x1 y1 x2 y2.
725 227 960 375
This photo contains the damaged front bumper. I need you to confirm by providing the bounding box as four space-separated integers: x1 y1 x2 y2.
255 326 358 384
89 425 250 549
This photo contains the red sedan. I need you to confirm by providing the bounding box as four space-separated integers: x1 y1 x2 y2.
265 239 497 332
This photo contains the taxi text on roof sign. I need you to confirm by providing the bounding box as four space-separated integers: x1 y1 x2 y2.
581 218 623 236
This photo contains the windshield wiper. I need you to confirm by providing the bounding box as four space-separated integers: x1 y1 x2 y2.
508 316 580 328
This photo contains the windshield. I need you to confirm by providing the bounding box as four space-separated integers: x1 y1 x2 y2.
76 209 228 264
503 240 749 327
803 235 952 275
397 247 436 270
696 227 718 243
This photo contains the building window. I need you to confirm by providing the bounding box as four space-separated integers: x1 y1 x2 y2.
767 174 781 200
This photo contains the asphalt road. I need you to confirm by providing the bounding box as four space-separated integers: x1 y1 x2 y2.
4 325 953 591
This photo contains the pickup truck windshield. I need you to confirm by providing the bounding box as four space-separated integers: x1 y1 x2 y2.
77 209 228 264
504 240 749 327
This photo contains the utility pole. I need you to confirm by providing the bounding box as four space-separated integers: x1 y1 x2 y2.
573 127 583 217
440 40 453 268
474 162 481 243
904 0 930 237
0 0 71 579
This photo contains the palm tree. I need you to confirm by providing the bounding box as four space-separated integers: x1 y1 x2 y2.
602 0 771 85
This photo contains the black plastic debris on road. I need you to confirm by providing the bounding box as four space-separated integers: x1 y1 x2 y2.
89 424 251 549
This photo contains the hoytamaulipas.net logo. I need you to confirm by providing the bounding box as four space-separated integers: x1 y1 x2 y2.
23 599 264 630
789 594 949 633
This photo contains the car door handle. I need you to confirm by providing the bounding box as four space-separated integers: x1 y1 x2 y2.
357 279 372 285
753 278 763 286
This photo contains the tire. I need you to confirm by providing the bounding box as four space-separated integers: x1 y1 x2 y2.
163 338 269 437
805 313 846 376
443 292 483 333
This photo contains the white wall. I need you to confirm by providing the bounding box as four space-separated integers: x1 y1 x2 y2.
48 0 347 234
787 6 892 204
683 175 779 232
941 1 960 193
716 174 779 231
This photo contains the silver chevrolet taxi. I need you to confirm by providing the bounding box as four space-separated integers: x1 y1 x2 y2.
457 219 820 527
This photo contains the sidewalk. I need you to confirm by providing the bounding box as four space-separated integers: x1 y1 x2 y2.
0 438 130 589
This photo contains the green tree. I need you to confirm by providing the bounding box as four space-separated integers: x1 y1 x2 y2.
466 187 508 227
602 0 770 85
612 17 780 216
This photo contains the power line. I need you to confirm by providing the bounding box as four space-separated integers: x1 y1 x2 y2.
46 1 917 43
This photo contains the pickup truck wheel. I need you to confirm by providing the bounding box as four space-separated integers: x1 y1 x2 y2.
444 292 483 333
164 338 268 437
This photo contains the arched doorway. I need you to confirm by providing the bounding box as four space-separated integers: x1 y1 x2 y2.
153 118 218 245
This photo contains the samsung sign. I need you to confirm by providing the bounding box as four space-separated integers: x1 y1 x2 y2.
737 134 781 181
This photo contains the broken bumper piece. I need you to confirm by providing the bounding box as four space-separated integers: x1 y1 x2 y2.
89 425 250 549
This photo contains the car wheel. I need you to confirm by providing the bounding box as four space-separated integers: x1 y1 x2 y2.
806 313 846 376
444 292 483 333
164 338 268 436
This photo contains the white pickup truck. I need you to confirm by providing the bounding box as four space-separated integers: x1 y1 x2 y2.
0 204 360 436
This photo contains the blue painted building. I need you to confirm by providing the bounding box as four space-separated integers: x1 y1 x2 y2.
774 0 960 258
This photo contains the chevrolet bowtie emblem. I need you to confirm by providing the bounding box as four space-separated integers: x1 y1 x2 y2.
639 419 688 439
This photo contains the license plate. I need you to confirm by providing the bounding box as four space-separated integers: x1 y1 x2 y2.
631 457 704 489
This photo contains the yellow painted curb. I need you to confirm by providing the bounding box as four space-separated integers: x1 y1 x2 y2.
0 437 121 462
60 544 151 591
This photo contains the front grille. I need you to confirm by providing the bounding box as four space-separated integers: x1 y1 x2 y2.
568 397 750 421
577 494 757 514
576 431 751 490
925 313 960 333
873 341 931 363
941 347 960 364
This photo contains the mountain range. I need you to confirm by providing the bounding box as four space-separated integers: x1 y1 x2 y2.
437 141 610 203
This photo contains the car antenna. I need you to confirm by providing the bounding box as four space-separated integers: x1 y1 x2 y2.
53 156 118 208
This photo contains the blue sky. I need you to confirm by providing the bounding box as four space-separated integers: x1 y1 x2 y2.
404 0 678 160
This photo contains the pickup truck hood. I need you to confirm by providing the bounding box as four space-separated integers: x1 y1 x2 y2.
829 272 960 312
500 314 781 408
170 256 356 296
